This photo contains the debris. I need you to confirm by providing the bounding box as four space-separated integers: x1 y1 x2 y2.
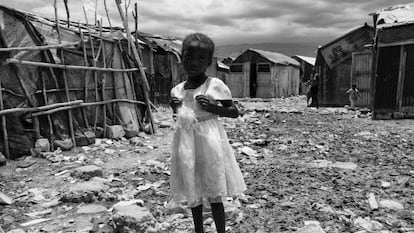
0 191 13 205
41 198 60 208
6 229 25 233
24 209 52 218
330 161 358 170
296 221 326 233
379 200 404 210
381 181 391 188
17 159 36 168
112 204 155 232
106 125 125 139
71 165 103 180
130 137 145 146
367 193 379 210
76 204 108 214
34 138 50 152
60 177 109 203
159 121 174 128
353 217 383 232
20 218 51 227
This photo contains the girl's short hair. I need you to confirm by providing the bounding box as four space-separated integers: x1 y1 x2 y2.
181 33 215 58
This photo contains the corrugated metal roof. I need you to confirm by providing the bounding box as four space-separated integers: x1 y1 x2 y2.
376 3 414 28
249 48 299 66
293 55 316 66
217 61 229 70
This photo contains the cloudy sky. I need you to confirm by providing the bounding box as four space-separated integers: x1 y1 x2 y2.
0 0 413 45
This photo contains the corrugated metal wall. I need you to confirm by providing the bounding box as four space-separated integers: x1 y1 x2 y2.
374 46 400 111
402 45 414 109
351 52 372 107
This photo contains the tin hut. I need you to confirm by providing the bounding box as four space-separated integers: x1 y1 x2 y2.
228 48 300 98
206 57 230 84
292 55 316 95
371 3 414 119
315 24 374 107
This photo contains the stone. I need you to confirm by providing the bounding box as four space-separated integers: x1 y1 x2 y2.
239 146 259 157
379 200 404 210
381 181 391 188
354 217 383 232
296 222 326 233
330 162 358 170
0 191 13 205
71 165 103 180
20 218 51 227
35 138 50 152
6 229 25 233
367 193 378 210
54 139 73 151
76 204 107 214
75 131 96 147
0 153 6 166
106 125 125 139
113 204 154 232
60 177 109 203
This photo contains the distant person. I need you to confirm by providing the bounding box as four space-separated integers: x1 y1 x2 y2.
169 32 246 233
346 84 360 110
309 73 319 108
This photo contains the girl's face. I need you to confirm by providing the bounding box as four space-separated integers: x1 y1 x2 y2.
182 41 212 78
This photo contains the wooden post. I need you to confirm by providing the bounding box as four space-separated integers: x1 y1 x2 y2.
104 0 113 32
78 23 91 129
114 0 155 133
99 20 108 137
54 0 77 147
83 6 100 132
371 13 379 119
0 71 9 158
63 0 70 28
396 45 407 112
42 74 54 151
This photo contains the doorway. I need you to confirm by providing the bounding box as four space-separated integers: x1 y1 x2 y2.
250 63 257 97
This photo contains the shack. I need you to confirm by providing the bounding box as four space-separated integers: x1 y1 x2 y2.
206 57 230 84
229 48 300 98
0 4 154 158
292 55 316 95
315 24 374 107
371 3 414 119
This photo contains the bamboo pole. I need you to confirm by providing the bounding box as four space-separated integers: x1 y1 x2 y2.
114 0 155 133
99 20 108 137
78 23 91 129
104 0 112 31
32 99 146 117
6 59 140 72
54 0 76 148
35 86 118 94
63 0 70 28
83 6 99 132
0 100 83 116
42 74 54 151
0 42 81 52
0 70 9 158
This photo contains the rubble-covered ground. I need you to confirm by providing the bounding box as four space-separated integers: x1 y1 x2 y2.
0 96 413 233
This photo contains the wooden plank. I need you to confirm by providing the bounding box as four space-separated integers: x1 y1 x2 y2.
6 59 140 72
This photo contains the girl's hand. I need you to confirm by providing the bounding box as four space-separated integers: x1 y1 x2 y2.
195 95 215 112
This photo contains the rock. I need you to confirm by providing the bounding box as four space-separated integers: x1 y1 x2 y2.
54 139 73 151
296 222 326 233
113 204 154 232
0 191 13 205
35 138 50 152
379 200 404 210
112 199 145 209
159 121 174 128
41 198 60 208
381 181 391 188
0 153 7 166
6 229 25 233
239 146 259 157
106 125 125 139
367 193 378 210
60 177 109 203
330 161 358 170
75 131 96 146
354 217 383 232
76 204 107 214
71 165 103 180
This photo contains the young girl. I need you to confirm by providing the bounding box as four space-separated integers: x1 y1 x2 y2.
169 33 246 233
346 84 360 110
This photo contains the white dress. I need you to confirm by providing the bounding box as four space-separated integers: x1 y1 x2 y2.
170 77 246 207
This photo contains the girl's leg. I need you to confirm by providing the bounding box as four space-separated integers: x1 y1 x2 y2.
211 202 225 233
191 204 204 233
